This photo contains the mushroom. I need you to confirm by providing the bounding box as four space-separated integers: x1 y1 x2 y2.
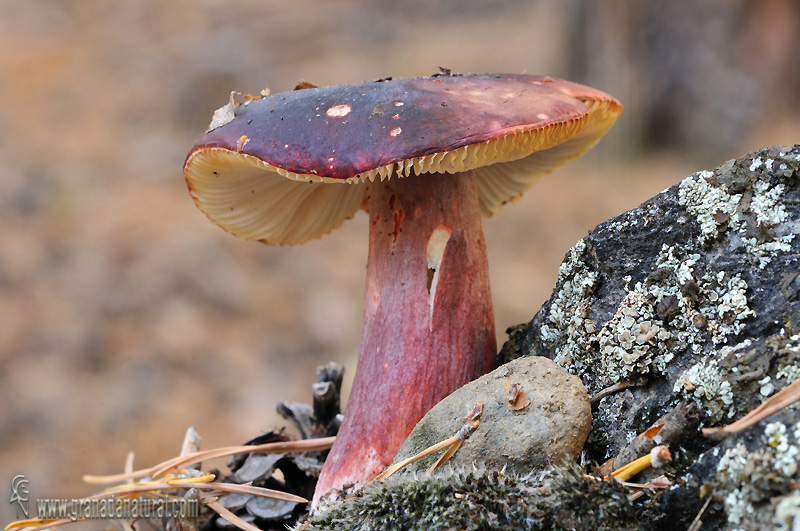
183 73 622 503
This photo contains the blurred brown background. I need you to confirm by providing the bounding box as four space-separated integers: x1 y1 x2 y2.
2 0 799 522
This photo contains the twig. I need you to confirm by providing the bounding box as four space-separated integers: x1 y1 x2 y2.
84 437 335 484
124 451 135 476
376 403 482 481
608 446 671 482
702 379 800 440
601 402 699 476
6 517 76 531
590 381 632 406
687 495 713 531
84 478 306 504
428 439 463 473
150 437 334 477
375 436 460 481
206 501 262 531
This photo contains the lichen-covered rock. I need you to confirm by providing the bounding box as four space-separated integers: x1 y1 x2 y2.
495 145 800 528
650 407 800 530
391 356 591 475
500 145 800 460
304 467 639 531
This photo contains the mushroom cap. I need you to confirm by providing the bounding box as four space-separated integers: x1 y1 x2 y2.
184 74 622 245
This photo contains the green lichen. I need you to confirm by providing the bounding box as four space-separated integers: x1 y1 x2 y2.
776 364 800 384
678 169 740 243
540 147 798 391
775 492 800 530
678 152 797 268
713 419 800 530
772 333 800 385
540 213 759 391
673 350 739 421
593 244 754 386
674 331 800 424
596 287 673 383
540 238 599 375
304 467 638 531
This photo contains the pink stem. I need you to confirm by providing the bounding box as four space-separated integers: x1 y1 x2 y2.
313 170 496 503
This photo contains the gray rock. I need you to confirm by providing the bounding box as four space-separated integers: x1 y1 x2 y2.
245 496 298 521
392 356 591 474
500 145 800 459
652 407 800 530
497 145 800 529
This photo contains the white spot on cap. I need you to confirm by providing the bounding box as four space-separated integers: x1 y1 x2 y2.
394 102 403 106
537 113 549 120
390 127 402 137
326 104 352 117
284 144 289 148
392 114 400 119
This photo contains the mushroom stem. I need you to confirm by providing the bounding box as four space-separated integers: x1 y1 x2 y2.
314 170 496 503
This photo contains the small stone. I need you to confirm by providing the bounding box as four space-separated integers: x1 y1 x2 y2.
392 356 591 475
245 496 297 521
217 492 250 511
235 452 284 483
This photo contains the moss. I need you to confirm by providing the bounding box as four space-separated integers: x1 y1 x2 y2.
304 467 639 531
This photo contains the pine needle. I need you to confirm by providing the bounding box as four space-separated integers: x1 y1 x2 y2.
702 379 800 439
207 501 263 531
83 436 335 484
427 439 463 473
375 436 460 481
